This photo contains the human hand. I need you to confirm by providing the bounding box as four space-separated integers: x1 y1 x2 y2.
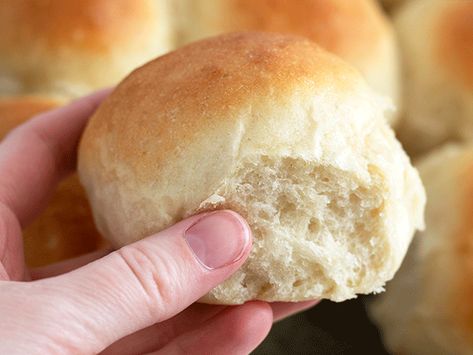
0 91 317 354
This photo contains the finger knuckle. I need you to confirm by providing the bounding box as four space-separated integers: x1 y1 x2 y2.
116 244 176 318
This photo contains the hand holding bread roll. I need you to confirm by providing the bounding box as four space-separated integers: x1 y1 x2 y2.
0 0 172 99
0 97 105 267
78 32 425 304
176 0 401 124
0 92 276 354
370 144 473 355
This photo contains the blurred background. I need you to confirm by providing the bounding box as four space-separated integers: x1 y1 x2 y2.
1 0 472 354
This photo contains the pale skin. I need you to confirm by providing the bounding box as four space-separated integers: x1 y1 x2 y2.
0 90 317 354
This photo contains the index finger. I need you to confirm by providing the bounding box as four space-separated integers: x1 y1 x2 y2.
0 89 111 226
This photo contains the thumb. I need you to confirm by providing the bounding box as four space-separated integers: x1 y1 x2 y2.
33 210 251 352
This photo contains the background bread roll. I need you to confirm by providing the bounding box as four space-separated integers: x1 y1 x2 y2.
0 97 105 267
0 0 172 99
370 144 473 355
395 0 473 155
79 32 425 305
175 0 400 124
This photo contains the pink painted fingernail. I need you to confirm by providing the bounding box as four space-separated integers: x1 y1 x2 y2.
184 211 251 269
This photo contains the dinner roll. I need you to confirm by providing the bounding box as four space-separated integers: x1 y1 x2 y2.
176 0 401 124
370 144 473 355
0 97 106 267
0 0 172 99
395 0 473 155
78 32 425 304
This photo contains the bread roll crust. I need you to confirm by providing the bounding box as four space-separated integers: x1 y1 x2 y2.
176 0 400 124
180 0 387 65
454 162 473 339
396 0 473 155
81 32 359 181
370 144 473 354
79 32 425 304
0 0 172 98
437 1 473 90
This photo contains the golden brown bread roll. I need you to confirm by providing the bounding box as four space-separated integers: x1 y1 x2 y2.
370 143 473 355
395 0 473 155
175 0 401 124
78 32 425 304
0 97 105 267
0 0 172 99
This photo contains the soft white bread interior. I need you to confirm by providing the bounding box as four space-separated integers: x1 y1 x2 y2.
0 0 172 99
78 32 425 304
175 0 401 125
370 144 473 355
395 0 473 156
